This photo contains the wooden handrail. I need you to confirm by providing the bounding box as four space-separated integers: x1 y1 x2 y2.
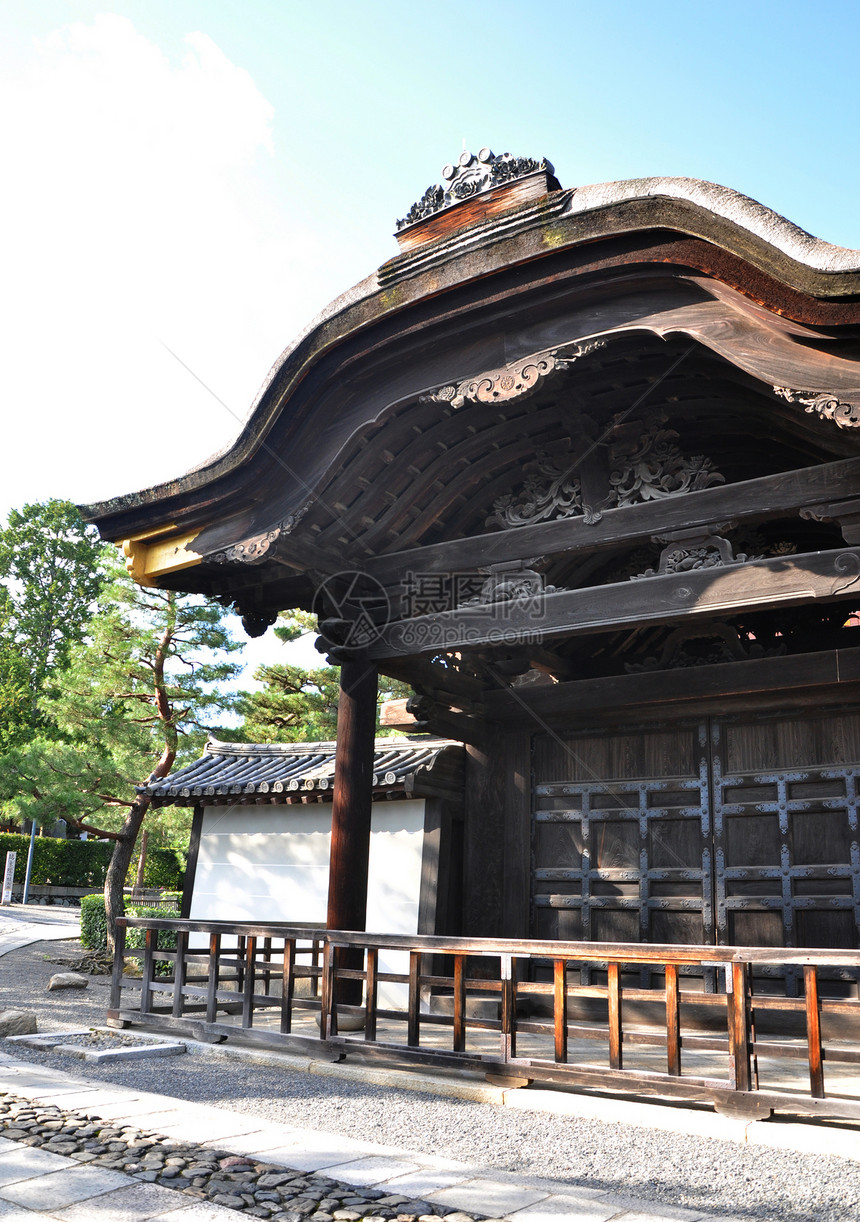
108 919 860 1125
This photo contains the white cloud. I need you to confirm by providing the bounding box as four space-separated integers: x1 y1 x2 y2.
0 15 332 516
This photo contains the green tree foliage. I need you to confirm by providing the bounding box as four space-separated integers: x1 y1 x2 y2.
236 611 412 742
0 501 106 741
0 553 243 946
0 588 31 751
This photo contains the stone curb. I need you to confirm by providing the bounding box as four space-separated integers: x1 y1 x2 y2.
164 1030 860 1164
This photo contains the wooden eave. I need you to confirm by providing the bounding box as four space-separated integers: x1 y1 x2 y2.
80 176 860 608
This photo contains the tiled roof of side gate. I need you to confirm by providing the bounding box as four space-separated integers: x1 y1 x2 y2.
143 737 463 805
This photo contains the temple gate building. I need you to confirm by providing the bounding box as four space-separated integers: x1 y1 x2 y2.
85 151 860 985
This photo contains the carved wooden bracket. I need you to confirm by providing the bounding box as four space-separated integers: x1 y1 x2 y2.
208 509 308 566
773 386 860 429
624 622 784 673
425 340 606 411
458 559 561 608
630 524 759 580
800 498 860 544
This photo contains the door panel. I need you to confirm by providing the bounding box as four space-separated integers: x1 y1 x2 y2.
532 723 712 960
532 711 860 985
712 713 860 986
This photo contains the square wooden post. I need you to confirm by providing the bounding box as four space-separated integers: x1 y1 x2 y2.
327 653 378 1007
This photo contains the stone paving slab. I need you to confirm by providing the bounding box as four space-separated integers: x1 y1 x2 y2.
0 1202 47 1220
502 1197 625 1222
426 1179 553 1216
45 1180 183 1222
323 1154 424 1185
199 1125 303 1155
0 1147 72 1186
383 1167 474 1195
0 1164 132 1210
151 1205 250 1221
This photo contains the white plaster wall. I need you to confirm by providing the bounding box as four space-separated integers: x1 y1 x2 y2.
189 799 426 1008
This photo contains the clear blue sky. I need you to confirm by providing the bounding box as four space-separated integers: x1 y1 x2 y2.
3 0 859 523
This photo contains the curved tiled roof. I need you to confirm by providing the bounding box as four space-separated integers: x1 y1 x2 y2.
144 737 462 805
83 173 860 533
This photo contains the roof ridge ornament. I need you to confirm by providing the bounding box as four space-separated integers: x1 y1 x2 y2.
396 147 556 231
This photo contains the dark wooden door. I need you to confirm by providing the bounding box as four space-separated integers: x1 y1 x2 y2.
532 711 860 972
532 721 713 953
714 712 860 989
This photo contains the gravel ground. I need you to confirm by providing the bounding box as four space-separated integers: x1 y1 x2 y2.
2 940 860 1221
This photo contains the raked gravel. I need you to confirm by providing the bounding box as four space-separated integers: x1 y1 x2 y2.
2 940 860 1221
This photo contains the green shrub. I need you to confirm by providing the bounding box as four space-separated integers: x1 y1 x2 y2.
81 895 179 979
126 905 178 978
143 848 186 890
0 833 112 887
80 893 110 951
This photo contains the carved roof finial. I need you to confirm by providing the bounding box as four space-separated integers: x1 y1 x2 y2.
396 148 557 232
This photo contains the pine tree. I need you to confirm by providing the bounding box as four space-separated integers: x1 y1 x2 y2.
237 611 411 742
0 555 243 946
0 499 105 744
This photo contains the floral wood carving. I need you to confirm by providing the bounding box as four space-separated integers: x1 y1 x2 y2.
209 508 308 565
609 424 724 507
396 148 555 230
773 386 860 429
490 420 724 531
426 340 606 411
489 454 585 529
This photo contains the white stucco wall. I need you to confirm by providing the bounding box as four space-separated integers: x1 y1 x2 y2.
188 799 427 1008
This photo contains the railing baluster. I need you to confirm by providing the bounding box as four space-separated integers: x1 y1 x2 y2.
140 929 155 1016
665 963 681 1076
236 934 246 994
453 954 466 1052
804 964 825 1098
171 930 189 1018
262 936 273 996
608 961 622 1070
408 951 421 1047
310 939 320 998
554 958 568 1063
242 936 256 1028
365 947 378 1042
206 932 220 1024
321 942 336 1039
500 953 517 1061
727 960 752 1092
280 938 295 1034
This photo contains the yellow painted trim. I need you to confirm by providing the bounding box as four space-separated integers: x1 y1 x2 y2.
121 529 203 587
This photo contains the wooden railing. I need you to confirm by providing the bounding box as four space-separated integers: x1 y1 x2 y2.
109 919 860 1123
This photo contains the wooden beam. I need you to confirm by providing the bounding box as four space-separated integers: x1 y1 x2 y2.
366 457 860 585
368 547 860 661
483 647 860 725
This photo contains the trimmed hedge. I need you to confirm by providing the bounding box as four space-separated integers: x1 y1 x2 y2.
143 848 186 891
80 893 109 950
80 894 181 972
0 834 112 887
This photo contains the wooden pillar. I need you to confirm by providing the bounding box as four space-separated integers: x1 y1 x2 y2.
327 654 377 1007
